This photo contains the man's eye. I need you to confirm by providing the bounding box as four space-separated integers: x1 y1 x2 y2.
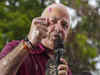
61 20 68 28
51 17 58 24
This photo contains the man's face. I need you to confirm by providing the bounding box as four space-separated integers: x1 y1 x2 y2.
41 4 70 49
47 17 69 41
43 16 70 49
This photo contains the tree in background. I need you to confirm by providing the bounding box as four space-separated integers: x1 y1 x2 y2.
0 0 100 75
0 0 45 49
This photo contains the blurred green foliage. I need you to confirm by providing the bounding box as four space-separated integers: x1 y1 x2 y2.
0 0 100 75
0 0 44 49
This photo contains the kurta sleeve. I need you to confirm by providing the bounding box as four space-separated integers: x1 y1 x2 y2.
0 40 20 59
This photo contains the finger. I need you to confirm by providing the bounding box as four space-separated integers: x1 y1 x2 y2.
34 20 47 25
33 17 46 22
37 17 46 20
58 70 67 75
30 29 46 42
39 28 47 38
49 17 58 25
47 25 55 38
47 25 55 33
40 17 49 25
58 64 68 71
60 58 68 65
37 25 48 32
33 17 49 26
31 29 39 39
30 25 47 37
30 25 48 36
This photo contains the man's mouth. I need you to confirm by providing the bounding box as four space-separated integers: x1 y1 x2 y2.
49 32 64 40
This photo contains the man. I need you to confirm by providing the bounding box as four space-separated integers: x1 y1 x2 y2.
0 3 72 75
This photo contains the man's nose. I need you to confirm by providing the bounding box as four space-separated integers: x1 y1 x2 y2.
55 23 63 32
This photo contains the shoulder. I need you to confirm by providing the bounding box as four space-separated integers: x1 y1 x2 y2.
0 40 20 59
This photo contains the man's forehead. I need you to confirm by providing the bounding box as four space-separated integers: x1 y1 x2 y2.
41 3 70 25
42 8 68 19
41 3 69 18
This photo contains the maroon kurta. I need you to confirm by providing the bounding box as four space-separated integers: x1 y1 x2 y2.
0 40 72 75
